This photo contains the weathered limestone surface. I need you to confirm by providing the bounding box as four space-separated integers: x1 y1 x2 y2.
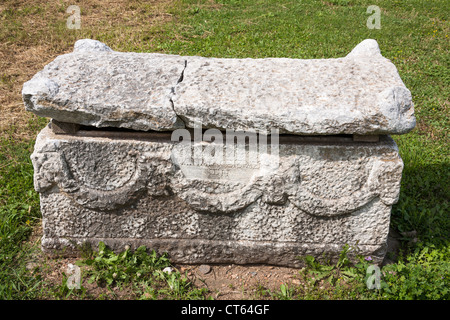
22 40 186 131
23 39 415 135
32 125 403 266
24 39 415 266
173 40 415 135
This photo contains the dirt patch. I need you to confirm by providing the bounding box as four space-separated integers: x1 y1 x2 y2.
174 264 303 300
24 221 402 300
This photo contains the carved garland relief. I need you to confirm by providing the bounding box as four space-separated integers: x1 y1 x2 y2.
32 136 403 217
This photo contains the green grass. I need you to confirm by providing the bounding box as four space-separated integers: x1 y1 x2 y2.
0 0 448 299
73 241 209 300
0 117 47 299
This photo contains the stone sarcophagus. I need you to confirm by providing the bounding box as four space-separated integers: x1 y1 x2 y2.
23 39 415 267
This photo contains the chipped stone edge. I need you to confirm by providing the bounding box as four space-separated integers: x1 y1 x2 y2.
22 38 416 135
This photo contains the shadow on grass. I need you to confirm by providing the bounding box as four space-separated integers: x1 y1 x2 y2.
392 162 449 247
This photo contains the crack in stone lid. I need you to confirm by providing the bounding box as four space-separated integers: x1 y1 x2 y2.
22 39 416 136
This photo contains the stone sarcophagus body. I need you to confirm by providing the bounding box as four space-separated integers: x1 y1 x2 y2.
23 39 415 267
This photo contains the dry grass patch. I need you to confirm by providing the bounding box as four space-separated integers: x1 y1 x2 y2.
0 0 176 141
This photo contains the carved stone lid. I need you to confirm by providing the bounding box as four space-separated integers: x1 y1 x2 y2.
23 39 415 135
